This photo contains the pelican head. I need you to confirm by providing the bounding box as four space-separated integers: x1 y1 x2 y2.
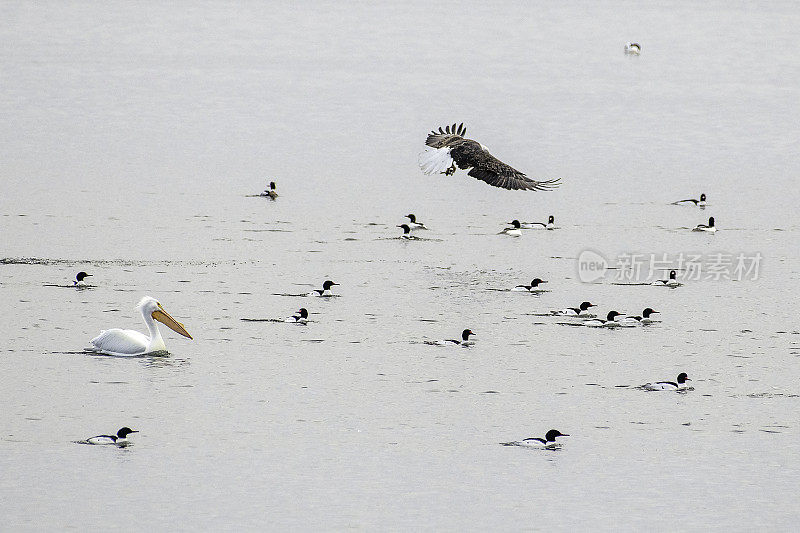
138 297 193 339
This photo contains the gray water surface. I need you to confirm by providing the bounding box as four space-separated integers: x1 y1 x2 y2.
2 1 799 530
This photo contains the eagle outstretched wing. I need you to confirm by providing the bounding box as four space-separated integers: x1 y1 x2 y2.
419 123 561 191
425 123 468 148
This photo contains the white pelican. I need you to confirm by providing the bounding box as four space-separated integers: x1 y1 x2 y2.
88 296 193 356
85 427 138 446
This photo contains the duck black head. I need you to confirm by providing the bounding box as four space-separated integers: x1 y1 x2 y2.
406 214 417 223
462 329 475 341
297 308 308 318
579 301 595 311
669 270 677 280
397 224 411 234
707 217 715 227
548 215 555 224
606 311 621 321
322 280 338 290
677 373 691 384
117 427 138 438
545 429 569 442
531 278 546 287
508 220 521 229
76 271 91 282
642 308 658 318
700 193 706 201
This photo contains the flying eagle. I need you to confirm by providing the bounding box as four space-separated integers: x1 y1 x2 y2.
418 123 561 191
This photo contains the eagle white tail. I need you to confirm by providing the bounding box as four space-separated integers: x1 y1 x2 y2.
418 147 454 175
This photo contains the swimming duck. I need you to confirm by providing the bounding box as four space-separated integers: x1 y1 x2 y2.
511 278 548 292
643 373 691 391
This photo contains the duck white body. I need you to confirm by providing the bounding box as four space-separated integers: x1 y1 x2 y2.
652 270 680 287
613 314 641 327
557 302 596 316
397 224 415 239
286 308 308 324
503 429 569 449
88 297 192 356
261 181 278 199
405 214 427 230
693 217 716 233
644 373 691 391
674 193 706 207
584 311 623 327
499 220 522 236
515 215 555 230
73 272 92 287
624 308 660 325
312 280 339 297
85 427 138 446
625 42 641 54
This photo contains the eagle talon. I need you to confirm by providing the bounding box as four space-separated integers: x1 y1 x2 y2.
442 163 456 176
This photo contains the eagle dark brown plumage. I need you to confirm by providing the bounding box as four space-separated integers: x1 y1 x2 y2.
418 123 561 191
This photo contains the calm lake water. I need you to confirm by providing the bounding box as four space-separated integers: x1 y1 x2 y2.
2 1 799 530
